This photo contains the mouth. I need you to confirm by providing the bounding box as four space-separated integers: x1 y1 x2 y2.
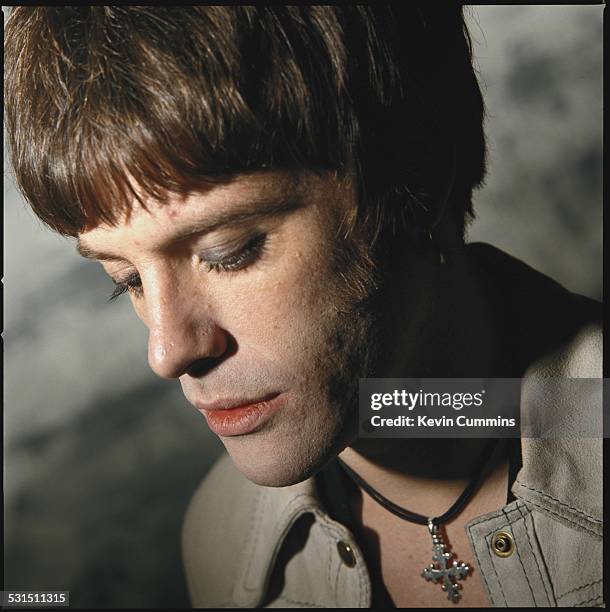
194 392 287 437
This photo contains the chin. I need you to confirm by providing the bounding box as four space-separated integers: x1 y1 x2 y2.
233 459 313 487
221 420 349 487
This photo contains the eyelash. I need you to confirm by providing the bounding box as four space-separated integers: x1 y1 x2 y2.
107 233 268 302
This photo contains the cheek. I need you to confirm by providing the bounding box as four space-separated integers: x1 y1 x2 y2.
211 224 341 355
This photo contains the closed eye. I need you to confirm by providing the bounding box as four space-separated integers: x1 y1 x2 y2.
106 233 269 302
202 233 268 274
107 271 143 302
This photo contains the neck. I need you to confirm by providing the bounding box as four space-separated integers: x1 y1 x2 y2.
372 241 506 379
340 241 510 511
339 438 508 517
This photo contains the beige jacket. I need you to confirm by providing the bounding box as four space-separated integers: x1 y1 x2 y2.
182 248 603 608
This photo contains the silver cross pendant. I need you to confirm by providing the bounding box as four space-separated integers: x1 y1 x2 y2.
421 518 471 602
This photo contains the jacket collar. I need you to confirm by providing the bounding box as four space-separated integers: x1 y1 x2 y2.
232 471 324 607
513 323 603 537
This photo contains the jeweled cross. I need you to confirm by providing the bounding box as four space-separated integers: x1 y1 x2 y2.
421 519 470 602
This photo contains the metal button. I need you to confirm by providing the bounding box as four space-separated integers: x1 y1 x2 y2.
336 540 356 567
491 531 514 557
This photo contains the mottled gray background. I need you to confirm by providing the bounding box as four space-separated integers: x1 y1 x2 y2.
3 6 602 609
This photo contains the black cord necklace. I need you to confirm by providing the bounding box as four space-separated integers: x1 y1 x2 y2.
337 438 499 603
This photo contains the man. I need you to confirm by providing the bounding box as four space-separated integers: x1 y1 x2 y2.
4 6 602 608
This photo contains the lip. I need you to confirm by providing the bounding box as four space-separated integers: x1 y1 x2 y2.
195 392 286 437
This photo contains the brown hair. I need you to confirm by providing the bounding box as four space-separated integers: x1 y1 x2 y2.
4 6 486 246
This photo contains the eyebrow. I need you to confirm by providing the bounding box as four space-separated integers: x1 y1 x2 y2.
75 194 303 262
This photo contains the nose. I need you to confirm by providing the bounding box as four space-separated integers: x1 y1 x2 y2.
145 280 230 380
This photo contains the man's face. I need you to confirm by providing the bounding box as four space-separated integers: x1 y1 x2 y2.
78 171 379 486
